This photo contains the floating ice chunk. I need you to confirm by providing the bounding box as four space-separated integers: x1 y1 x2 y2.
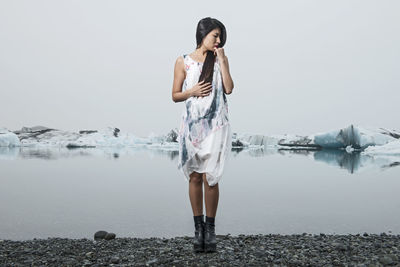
66 127 139 147
345 145 354 153
0 128 21 147
312 125 397 149
277 134 318 149
362 140 400 155
11 125 179 148
5 125 400 154
232 132 281 147
228 125 400 151
17 127 80 147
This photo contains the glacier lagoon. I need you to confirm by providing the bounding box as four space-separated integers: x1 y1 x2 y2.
1 142 399 241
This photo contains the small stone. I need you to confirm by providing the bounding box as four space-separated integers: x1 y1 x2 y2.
94 230 108 240
85 251 94 257
146 258 158 265
110 256 120 264
388 254 398 262
332 242 347 251
83 259 92 266
379 255 393 265
332 259 341 266
104 233 116 240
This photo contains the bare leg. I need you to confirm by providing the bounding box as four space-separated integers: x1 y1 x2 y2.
202 173 219 218
189 171 203 216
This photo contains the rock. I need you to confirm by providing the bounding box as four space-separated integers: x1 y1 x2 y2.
110 256 120 264
94 230 108 240
1 233 400 266
332 242 347 251
82 259 92 266
379 255 394 265
388 254 398 262
146 258 158 265
105 233 116 240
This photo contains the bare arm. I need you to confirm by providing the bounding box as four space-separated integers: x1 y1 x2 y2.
172 56 193 103
219 56 234 95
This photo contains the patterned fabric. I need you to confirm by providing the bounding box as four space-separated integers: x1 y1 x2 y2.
177 54 232 186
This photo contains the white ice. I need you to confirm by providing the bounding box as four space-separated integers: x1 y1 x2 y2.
311 125 398 149
1 125 399 157
0 128 21 147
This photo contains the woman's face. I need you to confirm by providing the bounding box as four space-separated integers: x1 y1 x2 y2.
201 28 222 51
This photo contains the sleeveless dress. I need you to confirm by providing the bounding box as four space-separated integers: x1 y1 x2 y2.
177 54 232 186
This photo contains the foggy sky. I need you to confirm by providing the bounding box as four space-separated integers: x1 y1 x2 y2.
1 0 399 137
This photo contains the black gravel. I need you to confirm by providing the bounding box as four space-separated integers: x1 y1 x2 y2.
1 233 399 266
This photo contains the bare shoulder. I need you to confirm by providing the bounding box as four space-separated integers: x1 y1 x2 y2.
174 55 186 75
175 55 185 67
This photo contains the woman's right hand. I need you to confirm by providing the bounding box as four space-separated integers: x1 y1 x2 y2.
190 81 213 97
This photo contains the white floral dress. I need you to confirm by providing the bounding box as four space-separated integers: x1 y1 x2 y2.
177 54 232 186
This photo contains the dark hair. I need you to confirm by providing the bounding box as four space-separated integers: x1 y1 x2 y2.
196 17 226 84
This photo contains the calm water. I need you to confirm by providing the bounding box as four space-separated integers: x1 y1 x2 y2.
0 147 399 241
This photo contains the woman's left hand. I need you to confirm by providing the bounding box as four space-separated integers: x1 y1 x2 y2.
214 47 226 61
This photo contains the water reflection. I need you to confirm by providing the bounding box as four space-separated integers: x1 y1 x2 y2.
0 146 399 173
313 149 362 174
1 145 399 241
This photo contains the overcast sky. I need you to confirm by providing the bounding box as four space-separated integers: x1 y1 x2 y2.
1 0 399 137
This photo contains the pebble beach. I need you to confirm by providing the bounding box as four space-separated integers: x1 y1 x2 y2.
1 233 399 266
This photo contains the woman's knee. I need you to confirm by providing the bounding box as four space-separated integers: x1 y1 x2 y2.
206 182 218 188
189 172 203 184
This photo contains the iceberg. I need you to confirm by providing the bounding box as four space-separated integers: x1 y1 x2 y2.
362 140 400 156
232 124 400 153
0 128 21 147
311 125 399 149
1 124 399 156
8 125 180 149
1 124 399 172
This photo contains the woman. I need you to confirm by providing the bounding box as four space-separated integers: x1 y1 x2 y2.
172 17 234 253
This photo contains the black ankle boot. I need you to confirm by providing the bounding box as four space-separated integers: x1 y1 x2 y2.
193 215 205 252
204 216 216 252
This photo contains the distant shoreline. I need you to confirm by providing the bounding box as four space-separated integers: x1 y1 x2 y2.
1 233 399 266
